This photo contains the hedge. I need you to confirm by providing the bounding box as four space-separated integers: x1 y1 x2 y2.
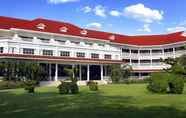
0 81 25 90
147 72 184 94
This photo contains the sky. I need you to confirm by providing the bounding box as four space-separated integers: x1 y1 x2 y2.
0 0 186 35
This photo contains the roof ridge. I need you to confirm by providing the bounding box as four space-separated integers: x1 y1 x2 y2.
0 16 30 22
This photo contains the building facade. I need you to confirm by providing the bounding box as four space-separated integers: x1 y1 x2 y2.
0 16 186 85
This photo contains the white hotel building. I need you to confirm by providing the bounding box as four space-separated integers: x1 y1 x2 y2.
0 16 186 85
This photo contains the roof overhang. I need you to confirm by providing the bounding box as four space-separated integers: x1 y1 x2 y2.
0 53 123 64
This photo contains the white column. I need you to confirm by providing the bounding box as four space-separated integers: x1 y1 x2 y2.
3 43 9 53
150 49 152 67
72 64 75 78
138 50 140 66
162 49 165 59
87 64 90 81
101 65 103 80
139 73 142 79
129 49 132 65
173 48 176 58
49 63 52 81
79 65 82 81
55 64 58 81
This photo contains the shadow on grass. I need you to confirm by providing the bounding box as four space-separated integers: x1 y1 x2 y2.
0 89 186 118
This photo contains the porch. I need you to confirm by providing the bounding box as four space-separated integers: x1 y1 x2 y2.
39 63 111 86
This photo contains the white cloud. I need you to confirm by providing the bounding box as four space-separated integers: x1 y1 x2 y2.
81 6 92 13
93 5 106 17
137 24 151 32
123 3 163 23
167 26 186 33
48 0 79 4
110 10 121 17
86 22 102 30
167 20 186 33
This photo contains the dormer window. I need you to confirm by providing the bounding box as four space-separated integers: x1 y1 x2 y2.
81 29 88 35
60 27 68 32
36 23 46 30
109 35 115 40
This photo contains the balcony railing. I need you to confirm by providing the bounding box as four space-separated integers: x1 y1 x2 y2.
0 37 12 39
21 38 33 42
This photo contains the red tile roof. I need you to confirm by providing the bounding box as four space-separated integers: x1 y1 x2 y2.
0 16 186 46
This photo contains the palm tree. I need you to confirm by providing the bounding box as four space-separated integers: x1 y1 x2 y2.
64 65 78 83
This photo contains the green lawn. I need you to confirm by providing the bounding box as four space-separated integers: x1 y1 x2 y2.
1 84 186 118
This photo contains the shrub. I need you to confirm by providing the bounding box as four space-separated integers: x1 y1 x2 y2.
70 82 79 94
147 72 185 94
147 73 169 93
58 81 79 94
58 81 70 94
0 81 25 90
24 80 37 93
168 74 184 94
87 81 98 91
123 78 150 84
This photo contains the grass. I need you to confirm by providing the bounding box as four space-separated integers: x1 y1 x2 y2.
1 84 186 118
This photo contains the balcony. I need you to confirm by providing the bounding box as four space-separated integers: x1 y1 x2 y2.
131 63 170 70
164 52 174 58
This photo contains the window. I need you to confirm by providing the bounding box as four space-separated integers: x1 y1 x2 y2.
38 37 50 43
42 50 53 56
19 35 33 39
131 60 138 63
60 51 70 57
164 48 173 53
76 52 85 58
140 50 150 53
85 42 93 46
71 41 80 45
140 60 151 64
59 27 68 32
9 47 16 54
36 23 46 30
122 48 130 53
91 53 99 59
23 48 34 55
19 35 33 42
152 59 161 64
55 39 65 44
0 47 3 53
123 59 130 63
109 35 115 40
81 30 87 35
98 44 105 47
152 49 162 53
104 54 111 60
131 50 138 54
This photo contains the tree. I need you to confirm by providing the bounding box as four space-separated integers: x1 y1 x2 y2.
160 57 185 75
0 59 43 81
121 64 132 79
64 65 78 83
109 64 131 83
